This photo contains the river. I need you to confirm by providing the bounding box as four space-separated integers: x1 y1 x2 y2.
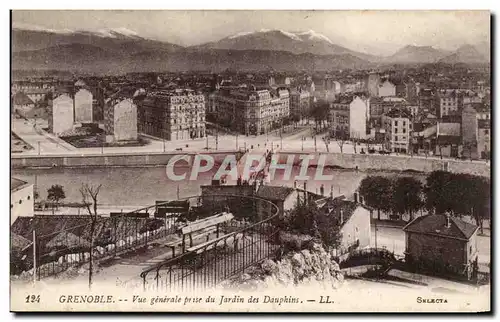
11 166 427 208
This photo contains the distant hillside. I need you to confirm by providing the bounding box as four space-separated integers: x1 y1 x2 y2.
384 45 450 64
438 44 488 64
13 44 372 74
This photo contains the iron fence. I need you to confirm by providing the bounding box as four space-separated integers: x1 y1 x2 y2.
13 201 188 279
140 194 281 291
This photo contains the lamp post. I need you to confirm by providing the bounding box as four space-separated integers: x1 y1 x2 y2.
37 141 41 155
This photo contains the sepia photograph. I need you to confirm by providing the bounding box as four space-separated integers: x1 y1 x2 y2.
9 9 491 313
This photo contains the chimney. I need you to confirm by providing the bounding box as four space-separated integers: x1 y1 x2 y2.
294 181 297 189
353 192 359 203
445 214 451 228
359 195 364 204
340 209 344 225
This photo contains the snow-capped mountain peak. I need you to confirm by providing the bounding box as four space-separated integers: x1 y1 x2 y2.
226 29 334 44
295 30 334 44
80 27 142 39
277 30 302 41
13 23 142 39
12 22 74 34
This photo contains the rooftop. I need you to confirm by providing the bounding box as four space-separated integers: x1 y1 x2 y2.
403 214 478 240
437 122 461 136
11 177 29 191
12 92 34 106
256 185 295 201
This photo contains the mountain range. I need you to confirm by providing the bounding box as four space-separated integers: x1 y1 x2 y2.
11 28 490 74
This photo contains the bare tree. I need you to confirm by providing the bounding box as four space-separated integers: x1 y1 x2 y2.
322 136 330 153
80 183 102 290
335 129 348 154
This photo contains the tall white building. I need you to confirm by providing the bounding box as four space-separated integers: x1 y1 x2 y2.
330 95 369 139
349 96 370 139
104 98 138 142
74 88 93 123
378 80 396 97
382 109 412 153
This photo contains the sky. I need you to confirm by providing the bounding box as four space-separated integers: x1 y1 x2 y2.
12 10 491 56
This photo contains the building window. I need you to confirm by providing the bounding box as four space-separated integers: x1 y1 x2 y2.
485 130 489 135
19 200 22 204
27 195 31 200
395 121 398 126
395 136 398 141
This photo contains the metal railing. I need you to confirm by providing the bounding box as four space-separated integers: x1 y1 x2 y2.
139 194 281 291
29 212 183 279
14 193 281 286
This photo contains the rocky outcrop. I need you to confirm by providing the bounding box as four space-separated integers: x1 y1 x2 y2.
222 242 343 291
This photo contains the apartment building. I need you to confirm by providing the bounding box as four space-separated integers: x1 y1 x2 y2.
210 87 289 135
382 109 412 153
329 95 370 139
138 89 206 141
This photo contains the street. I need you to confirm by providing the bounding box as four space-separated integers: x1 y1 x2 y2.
11 117 491 166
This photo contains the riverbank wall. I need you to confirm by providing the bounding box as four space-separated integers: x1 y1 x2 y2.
11 150 490 178
273 152 490 177
11 150 243 169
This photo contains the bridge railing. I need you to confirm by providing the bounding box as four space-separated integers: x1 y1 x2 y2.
139 194 281 291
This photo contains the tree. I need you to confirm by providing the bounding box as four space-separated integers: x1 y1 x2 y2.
334 128 349 154
424 171 454 215
80 183 102 290
311 101 329 132
392 177 423 221
359 176 393 220
47 184 66 214
285 201 341 249
471 176 490 235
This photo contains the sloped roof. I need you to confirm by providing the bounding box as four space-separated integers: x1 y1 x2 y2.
11 177 28 191
437 122 460 136
256 185 295 201
403 214 478 240
321 197 370 227
12 92 34 106
385 108 411 119
46 231 91 249
11 233 32 253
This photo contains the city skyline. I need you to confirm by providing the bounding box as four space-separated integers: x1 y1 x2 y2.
12 10 490 56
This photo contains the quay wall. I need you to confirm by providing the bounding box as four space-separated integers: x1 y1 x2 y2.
273 152 490 177
11 151 242 169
